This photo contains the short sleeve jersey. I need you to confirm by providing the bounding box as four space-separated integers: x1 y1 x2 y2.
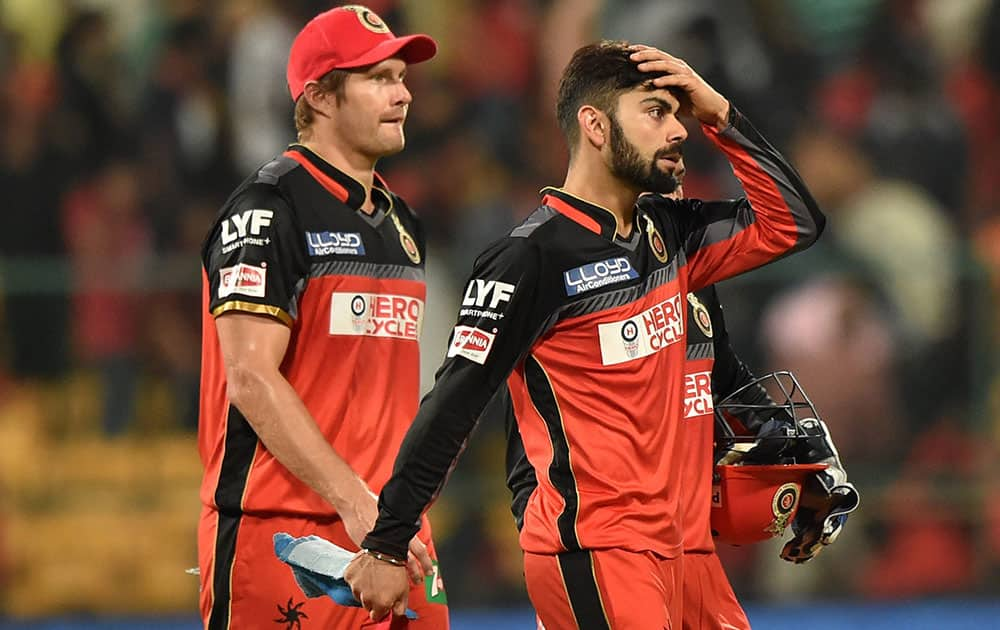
198 144 427 517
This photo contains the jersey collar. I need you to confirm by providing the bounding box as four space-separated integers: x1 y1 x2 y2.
283 144 372 210
540 187 620 241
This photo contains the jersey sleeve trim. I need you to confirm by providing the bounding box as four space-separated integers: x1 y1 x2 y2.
211 300 293 326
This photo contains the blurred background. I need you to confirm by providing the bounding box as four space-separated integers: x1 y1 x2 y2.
0 0 998 627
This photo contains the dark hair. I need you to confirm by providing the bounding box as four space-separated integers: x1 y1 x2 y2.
294 68 350 140
556 40 661 154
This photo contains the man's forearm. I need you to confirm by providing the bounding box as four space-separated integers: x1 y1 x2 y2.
226 364 370 514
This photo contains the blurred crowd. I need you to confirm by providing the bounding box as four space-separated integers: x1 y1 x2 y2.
1 0 999 613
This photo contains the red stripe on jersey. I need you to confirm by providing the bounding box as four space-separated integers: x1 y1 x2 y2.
703 124 794 223
283 150 350 203
687 126 800 288
543 194 602 235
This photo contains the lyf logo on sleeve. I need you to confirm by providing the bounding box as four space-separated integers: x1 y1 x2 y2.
459 279 516 321
563 257 639 296
329 292 424 340
598 292 685 365
221 209 274 253
462 279 516 309
218 263 267 298
446 326 497 365
683 371 713 418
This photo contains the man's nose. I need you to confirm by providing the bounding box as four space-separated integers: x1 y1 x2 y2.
667 117 688 144
394 82 412 106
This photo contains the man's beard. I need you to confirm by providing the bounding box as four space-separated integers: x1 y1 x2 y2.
608 114 679 194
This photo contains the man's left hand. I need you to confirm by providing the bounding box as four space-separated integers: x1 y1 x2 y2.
629 45 730 129
780 477 860 563
343 551 410 622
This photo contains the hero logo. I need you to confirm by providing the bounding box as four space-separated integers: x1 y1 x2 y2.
218 263 266 298
462 279 515 309
446 325 496 365
684 371 714 419
597 293 684 365
306 231 365 256
563 257 639 296
329 292 423 340
220 209 273 253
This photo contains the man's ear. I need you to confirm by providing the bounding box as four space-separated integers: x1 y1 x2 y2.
578 105 608 150
303 81 335 118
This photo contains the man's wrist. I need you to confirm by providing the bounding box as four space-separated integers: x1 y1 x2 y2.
713 101 731 130
361 533 409 561
360 547 407 567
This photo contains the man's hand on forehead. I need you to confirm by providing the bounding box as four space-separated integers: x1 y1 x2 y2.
628 44 729 129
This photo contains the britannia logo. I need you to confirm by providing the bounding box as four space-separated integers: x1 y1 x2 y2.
621 320 640 358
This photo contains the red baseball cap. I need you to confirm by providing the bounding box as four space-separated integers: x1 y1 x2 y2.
287 5 437 102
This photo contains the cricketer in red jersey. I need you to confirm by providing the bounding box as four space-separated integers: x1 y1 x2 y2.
504 171 856 630
663 169 855 629
196 6 448 629
346 41 825 628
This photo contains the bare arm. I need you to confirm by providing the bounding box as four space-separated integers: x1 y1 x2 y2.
216 311 431 580
217 312 374 529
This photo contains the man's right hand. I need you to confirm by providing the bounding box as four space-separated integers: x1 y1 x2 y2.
340 489 433 584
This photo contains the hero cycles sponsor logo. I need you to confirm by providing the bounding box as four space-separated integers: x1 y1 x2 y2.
683 371 713 418
329 292 424 340
598 292 684 365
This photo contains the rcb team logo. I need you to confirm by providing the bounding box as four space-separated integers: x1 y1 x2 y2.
342 5 390 33
643 215 669 263
687 293 713 338
767 483 800 536
390 212 421 264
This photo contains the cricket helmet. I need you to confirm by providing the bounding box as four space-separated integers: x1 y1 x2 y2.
711 371 828 545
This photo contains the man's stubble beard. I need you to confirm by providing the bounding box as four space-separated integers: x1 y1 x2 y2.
607 113 679 195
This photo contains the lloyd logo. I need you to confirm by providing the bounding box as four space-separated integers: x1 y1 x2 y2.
329 292 423 340
462 279 515 309
306 231 365 256
218 263 266 298
597 292 684 365
221 209 273 245
683 371 713 418
563 257 638 296
446 326 496 365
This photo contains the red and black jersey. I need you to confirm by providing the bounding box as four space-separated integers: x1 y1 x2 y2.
505 284 778 554
198 144 427 518
363 107 825 560
678 287 718 554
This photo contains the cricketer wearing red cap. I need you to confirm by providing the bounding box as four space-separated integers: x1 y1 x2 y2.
196 5 447 629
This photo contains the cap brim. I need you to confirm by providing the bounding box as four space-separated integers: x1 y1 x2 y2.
337 34 437 69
